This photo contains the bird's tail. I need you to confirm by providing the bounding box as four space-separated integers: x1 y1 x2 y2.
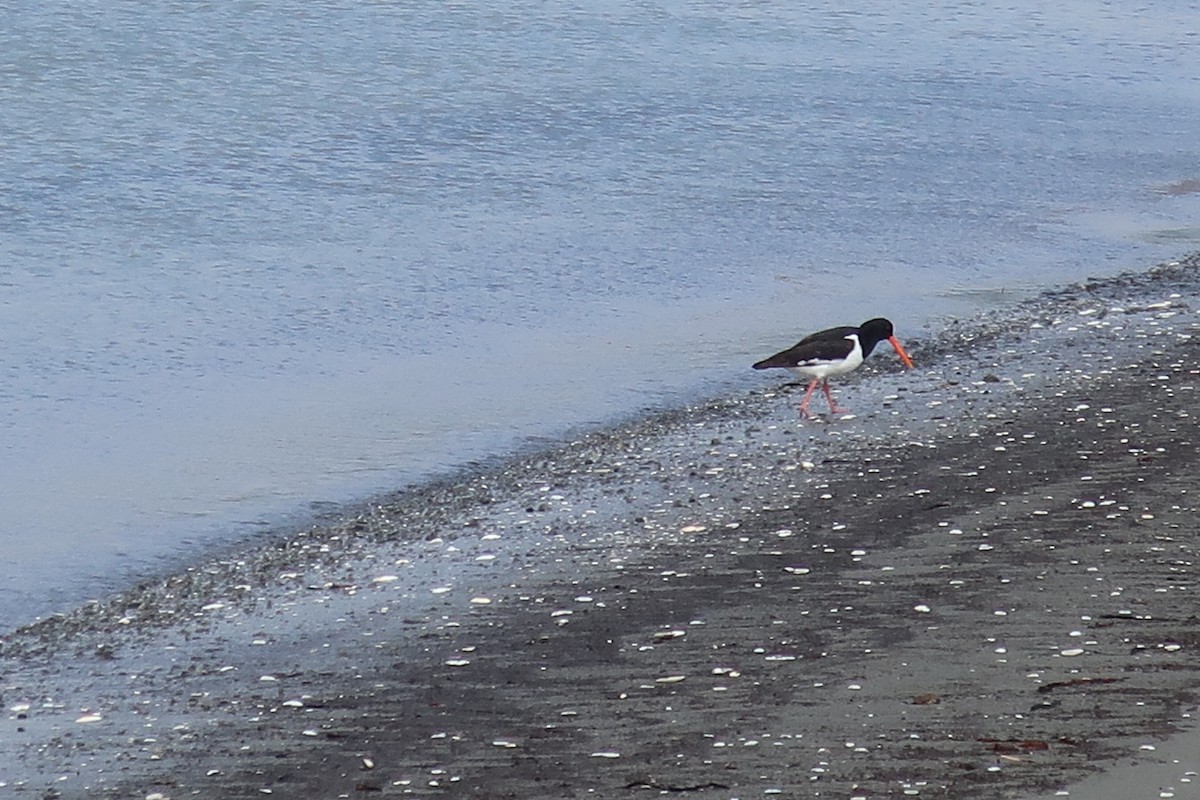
752 354 791 370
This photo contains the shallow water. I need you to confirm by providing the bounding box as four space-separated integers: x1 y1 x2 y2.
3 0 1200 628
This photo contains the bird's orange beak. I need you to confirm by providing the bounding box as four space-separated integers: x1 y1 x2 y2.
888 335 914 368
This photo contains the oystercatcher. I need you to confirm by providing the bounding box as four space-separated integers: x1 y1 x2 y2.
753 318 914 418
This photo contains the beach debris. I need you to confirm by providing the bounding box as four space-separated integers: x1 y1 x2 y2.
625 779 732 792
981 738 1049 752
1036 677 1121 694
912 693 941 705
652 629 686 641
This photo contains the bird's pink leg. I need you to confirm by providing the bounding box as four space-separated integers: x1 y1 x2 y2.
797 379 820 418
822 379 848 415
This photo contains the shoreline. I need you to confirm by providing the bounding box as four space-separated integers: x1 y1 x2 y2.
3 253 1200 798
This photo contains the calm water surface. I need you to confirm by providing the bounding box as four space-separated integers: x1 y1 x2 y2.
2 0 1199 628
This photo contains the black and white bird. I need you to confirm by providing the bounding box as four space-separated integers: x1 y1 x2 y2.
753 317 914 418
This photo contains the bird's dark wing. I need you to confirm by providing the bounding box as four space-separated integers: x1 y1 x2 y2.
796 325 858 345
753 335 856 369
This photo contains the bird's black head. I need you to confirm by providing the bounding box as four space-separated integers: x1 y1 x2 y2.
856 318 896 356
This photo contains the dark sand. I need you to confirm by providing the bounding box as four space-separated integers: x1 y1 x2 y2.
3 255 1200 799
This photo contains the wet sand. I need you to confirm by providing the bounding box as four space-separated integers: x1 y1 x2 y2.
3 254 1200 799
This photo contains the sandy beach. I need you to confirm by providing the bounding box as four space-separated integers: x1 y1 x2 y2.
3 254 1200 799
